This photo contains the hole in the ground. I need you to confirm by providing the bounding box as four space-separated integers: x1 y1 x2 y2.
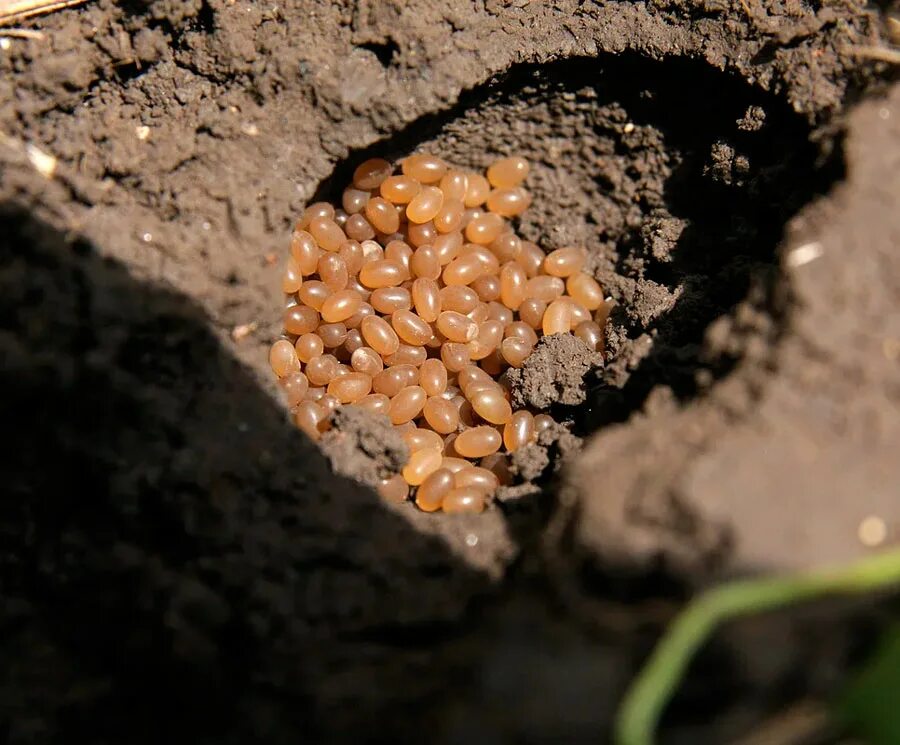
112 60 145 83
358 39 400 68
196 0 216 35
120 0 215 32
315 54 842 451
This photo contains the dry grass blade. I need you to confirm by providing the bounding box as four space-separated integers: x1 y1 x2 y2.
0 0 88 26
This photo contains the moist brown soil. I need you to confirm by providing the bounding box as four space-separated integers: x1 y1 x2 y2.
2 1 899 743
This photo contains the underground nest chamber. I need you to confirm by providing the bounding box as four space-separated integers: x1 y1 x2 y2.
270 152 610 514
269 54 828 521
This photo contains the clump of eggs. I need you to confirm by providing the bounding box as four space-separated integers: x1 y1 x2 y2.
270 153 606 513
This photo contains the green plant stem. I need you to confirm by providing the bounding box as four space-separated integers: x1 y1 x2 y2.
615 548 900 745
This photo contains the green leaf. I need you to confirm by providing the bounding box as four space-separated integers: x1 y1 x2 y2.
614 550 900 745
836 624 900 745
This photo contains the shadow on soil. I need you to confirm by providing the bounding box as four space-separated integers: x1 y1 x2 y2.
0 204 492 745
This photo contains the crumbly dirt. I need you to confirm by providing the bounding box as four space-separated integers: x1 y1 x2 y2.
320 406 408 489
508 333 605 409
508 420 582 484
1 1 899 743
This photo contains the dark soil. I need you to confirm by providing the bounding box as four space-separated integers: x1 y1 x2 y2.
1 1 898 743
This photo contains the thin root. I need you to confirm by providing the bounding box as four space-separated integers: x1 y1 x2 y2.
887 17 900 46
847 44 900 64
0 26 44 38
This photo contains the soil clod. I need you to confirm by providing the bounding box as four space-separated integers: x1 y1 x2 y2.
508 333 604 409
319 405 409 488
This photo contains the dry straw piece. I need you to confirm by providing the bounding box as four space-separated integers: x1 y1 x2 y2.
271 152 611 513
0 0 88 26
